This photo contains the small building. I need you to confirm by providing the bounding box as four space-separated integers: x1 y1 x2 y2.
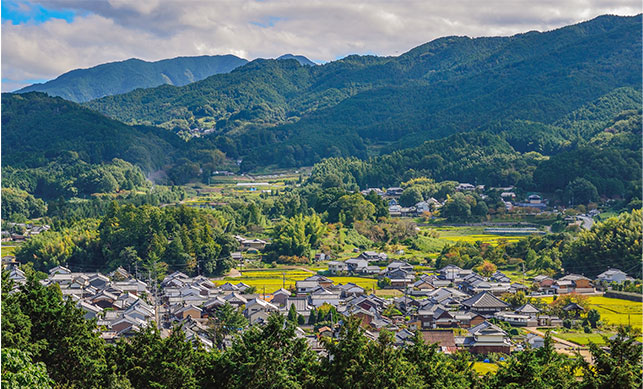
386 187 404 197
421 330 457 353
527 194 542 204
515 303 540 317
174 304 203 320
596 269 634 284
526 333 545 349
295 280 319 295
234 236 267 251
456 183 475 191
562 302 585 318
494 311 537 327
327 261 348 274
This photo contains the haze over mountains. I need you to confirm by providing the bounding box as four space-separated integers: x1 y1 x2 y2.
3 14 641 195
14 54 317 103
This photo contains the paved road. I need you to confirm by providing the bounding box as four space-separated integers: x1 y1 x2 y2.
577 215 594 230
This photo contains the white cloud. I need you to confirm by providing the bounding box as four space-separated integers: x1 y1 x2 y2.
2 0 640 91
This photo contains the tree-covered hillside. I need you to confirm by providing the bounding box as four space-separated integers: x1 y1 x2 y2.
15 55 248 102
1 92 183 172
84 15 641 168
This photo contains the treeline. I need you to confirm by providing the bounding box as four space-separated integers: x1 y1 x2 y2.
436 210 642 277
15 204 237 277
3 273 642 389
2 154 148 199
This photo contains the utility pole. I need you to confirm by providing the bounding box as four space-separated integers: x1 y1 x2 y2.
282 272 286 289
149 269 160 330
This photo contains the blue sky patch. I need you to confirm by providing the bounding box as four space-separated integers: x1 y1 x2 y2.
250 16 283 28
2 0 78 25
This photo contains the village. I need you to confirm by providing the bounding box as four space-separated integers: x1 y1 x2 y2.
2 177 640 371
4 247 639 369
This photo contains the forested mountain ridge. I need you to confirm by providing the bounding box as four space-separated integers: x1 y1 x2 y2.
2 15 640 205
15 55 248 103
83 14 642 169
1 92 183 171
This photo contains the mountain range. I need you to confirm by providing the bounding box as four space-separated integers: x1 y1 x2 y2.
15 55 249 102
79 14 641 169
2 14 641 196
15 53 318 103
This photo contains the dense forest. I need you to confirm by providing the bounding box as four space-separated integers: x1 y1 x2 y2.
304 108 642 202
14 203 237 277
82 15 641 168
2 272 642 388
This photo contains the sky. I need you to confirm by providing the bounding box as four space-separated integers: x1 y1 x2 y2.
1 0 640 91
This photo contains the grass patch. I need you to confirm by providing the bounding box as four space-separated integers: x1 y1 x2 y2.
411 235 449 253
473 362 499 375
329 276 378 291
1 245 18 256
555 332 614 346
432 226 524 245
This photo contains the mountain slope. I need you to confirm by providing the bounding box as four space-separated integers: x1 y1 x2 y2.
1 92 183 171
15 55 248 102
83 15 641 169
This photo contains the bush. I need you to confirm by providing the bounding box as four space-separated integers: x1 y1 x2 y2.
377 277 391 288
563 319 572 329
583 325 592 334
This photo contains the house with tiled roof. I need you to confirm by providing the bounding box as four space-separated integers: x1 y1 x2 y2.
461 292 509 315
463 321 511 354
515 303 540 317
421 330 457 353
596 268 634 284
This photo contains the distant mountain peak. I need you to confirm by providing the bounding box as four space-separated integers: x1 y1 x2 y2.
15 55 249 102
276 54 316 66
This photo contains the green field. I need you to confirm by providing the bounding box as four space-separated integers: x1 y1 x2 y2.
473 362 499 375
1 245 18 256
554 332 614 346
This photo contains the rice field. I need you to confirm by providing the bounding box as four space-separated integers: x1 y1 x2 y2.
433 227 525 245
214 268 377 294
540 296 643 329
586 296 643 328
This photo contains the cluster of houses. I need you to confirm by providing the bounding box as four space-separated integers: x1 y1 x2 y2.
1 223 51 242
4 251 636 356
5 263 155 342
360 184 551 217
